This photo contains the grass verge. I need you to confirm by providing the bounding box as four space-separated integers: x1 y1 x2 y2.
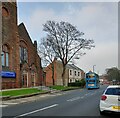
50 85 80 91
0 88 45 97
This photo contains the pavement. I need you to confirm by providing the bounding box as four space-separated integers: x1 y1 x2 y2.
1 93 54 107
0 86 60 108
0 87 63 108
0 86 81 108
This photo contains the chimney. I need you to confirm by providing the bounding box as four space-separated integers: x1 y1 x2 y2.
34 40 37 51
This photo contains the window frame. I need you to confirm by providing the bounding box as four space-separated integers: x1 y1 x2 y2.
20 46 28 63
2 45 9 67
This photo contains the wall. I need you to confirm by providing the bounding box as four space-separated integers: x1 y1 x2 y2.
45 60 69 86
2 2 20 88
1 2 42 89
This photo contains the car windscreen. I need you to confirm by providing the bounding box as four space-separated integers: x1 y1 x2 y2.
105 88 120 95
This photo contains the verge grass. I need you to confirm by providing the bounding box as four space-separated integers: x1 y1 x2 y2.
50 85 79 90
0 88 44 97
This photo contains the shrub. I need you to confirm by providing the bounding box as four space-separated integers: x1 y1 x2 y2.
68 79 86 87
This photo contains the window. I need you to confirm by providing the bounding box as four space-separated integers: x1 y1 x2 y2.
88 80 95 83
74 71 76 76
20 46 28 63
78 72 80 76
105 88 120 95
1 52 4 66
6 53 9 66
2 45 9 67
70 70 72 75
86 74 95 78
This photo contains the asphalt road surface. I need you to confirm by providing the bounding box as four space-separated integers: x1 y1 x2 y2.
2 85 114 117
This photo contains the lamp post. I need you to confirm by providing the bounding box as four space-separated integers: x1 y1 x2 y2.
93 65 96 72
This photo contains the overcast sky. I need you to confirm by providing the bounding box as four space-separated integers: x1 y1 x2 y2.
17 0 118 75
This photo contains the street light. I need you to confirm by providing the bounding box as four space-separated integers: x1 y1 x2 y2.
93 65 96 72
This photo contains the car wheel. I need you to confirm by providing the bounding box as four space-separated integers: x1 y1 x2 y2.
100 110 105 115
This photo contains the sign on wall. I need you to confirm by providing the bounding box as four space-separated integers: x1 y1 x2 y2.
0 71 16 78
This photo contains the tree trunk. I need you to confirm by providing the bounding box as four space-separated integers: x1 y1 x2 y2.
62 64 66 86
51 63 55 85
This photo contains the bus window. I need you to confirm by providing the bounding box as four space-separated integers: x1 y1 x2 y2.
86 75 89 78
89 74 95 78
88 80 95 82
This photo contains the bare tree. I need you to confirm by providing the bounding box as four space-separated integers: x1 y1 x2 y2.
42 20 95 86
38 39 56 85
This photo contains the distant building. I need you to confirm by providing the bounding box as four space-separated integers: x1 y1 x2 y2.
44 59 85 86
99 75 110 85
1 1 42 89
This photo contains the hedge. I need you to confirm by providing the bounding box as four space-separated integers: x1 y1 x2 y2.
68 79 86 87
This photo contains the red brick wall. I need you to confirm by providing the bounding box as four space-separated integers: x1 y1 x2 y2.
2 2 20 89
45 59 69 86
18 23 42 87
45 63 54 86
1 2 42 89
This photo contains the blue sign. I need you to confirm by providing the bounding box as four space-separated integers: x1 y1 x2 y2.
0 71 16 78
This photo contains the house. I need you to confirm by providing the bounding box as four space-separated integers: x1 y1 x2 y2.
67 64 85 83
1 1 42 89
44 59 85 86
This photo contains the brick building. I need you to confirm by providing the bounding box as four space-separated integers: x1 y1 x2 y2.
1 1 42 89
44 59 85 86
44 59 68 86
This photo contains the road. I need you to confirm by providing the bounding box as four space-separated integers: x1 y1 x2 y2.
2 85 110 117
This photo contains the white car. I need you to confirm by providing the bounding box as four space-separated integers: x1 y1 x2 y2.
99 85 120 115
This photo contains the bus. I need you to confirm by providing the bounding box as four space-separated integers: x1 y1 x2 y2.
86 71 100 89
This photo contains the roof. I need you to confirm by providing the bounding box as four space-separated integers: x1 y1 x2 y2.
44 59 84 72
18 23 33 45
107 85 120 88
67 64 83 71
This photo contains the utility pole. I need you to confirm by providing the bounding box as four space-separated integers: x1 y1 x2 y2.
93 65 96 72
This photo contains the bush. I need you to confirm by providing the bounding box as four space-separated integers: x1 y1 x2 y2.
80 79 86 87
68 79 86 87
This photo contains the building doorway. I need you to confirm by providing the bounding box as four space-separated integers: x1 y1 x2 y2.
31 72 35 87
22 71 28 87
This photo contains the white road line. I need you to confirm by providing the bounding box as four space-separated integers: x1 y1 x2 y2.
67 97 80 102
85 93 89 96
14 104 58 118
3 103 18 105
0 105 8 107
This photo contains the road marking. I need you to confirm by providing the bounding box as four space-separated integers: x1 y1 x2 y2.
4 103 18 105
14 104 58 118
67 97 80 102
85 93 89 96
0 105 8 107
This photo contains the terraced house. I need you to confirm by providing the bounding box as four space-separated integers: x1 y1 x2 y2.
1 1 42 89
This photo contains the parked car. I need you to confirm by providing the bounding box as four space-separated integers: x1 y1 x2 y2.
99 85 120 115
